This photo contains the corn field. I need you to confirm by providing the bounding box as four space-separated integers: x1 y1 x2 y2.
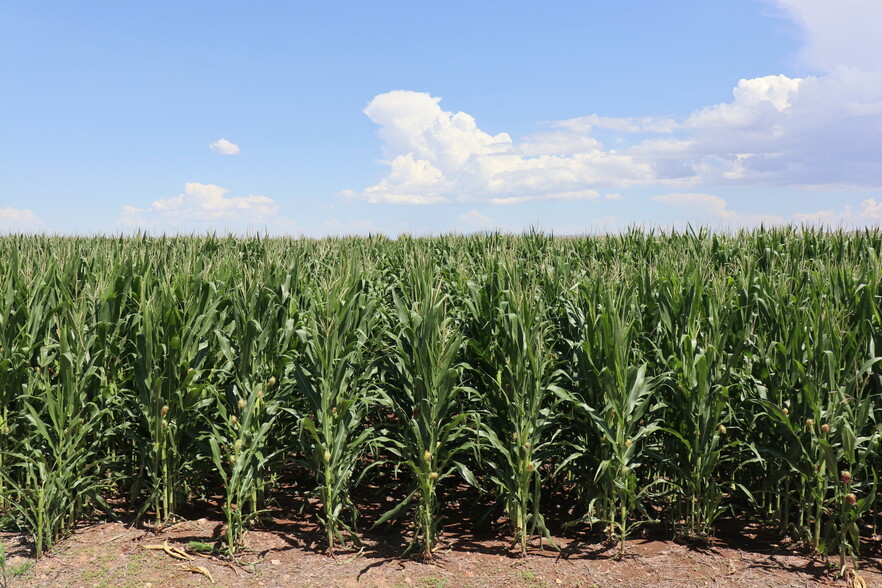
1 229 880 570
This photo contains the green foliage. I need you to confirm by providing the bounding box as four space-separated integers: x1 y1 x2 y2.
293 259 380 553
0 229 879 571
375 253 476 559
467 260 564 554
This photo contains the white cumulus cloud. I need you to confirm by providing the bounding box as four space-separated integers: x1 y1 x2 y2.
343 90 653 205
0 207 45 232
343 3 882 206
673 70 882 188
347 68 882 205
120 182 279 231
209 138 240 155
685 75 802 129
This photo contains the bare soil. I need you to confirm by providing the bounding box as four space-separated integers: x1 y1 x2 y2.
3 475 880 587
3 513 881 588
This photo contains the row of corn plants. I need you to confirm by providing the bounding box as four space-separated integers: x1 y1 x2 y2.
0 229 880 573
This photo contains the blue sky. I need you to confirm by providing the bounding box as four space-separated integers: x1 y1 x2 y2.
2 0 881 235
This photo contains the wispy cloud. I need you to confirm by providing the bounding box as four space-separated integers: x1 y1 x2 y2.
793 198 882 227
652 193 784 226
0 207 45 232
653 193 882 228
458 209 494 229
209 138 240 155
768 0 882 72
120 182 279 231
323 218 379 236
556 114 678 134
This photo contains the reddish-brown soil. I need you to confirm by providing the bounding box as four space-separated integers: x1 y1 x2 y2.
2 514 880 587
2 475 880 587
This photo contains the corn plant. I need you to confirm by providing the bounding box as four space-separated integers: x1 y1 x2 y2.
664 337 731 540
218 275 298 503
0 318 112 556
648 268 742 539
750 258 882 568
467 265 564 555
129 277 223 523
808 352 878 570
375 259 477 560
294 261 379 554
0 249 45 514
563 282 663 558
205 273 297 553
205 379 280 554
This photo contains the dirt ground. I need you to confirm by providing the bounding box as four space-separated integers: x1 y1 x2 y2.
2 514 880 588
